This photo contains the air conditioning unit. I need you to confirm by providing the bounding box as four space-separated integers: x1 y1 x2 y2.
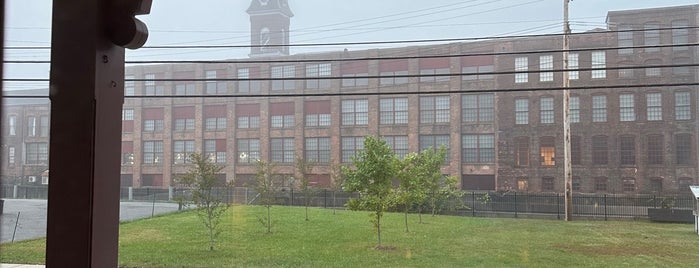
28 176 37 183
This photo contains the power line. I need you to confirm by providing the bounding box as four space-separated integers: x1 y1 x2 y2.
4 82 697 99
4 63 698 83
5 26 697 51
5 42 697 65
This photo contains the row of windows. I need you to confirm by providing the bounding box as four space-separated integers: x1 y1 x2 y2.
6 115 49 137
517 176 694 193
514 134 693 167
514 90 692 125
617 20 689 55
121 94 496 133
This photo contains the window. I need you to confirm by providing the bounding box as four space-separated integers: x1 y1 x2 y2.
379 59 409 85
570 96 579 123
39 116 49 137
644 59 661 77
592 95 607 122
237 139 260 164
672 20 689 51
125 75 135 96
646 93 662 121
341 99 368 126
142 141 163 164
542 177 554 191
540 97 554 124
673 58 690 76
204 139 227 164
540 137 555 166
462 55 494 80
121 141 133 165
420 96 450 124
306 63 332 89
462 94 494 123
142 108 164 132
644 22 660 52
539 55 553 82
649 178 663 192
384 136 409 159
619 93 635 122
174 82 196 96
678 178 693 192
647 134 664 165
144 73 164 95
568 53 579 80
305 137 330 163
27 116 36 137
342 137 364 163
517 178 529 191
8 146 15 164
595 177 608 192
25 142 48 165
236 104 260 129
340 61 368 88
173 106 195 131
622 178 636 192
618 61 634 78
462 134 495 163
675 91 691 120
238 67 261 93
173 140 195 164
271 65 295 91
676 134 692 165
419 58 450 83
619 135 636 166
305 100 331 127
271 138 294 164
204 105 227 131
515 98 529 125
572 176 581 191
380 98 408 125
419 135 450 162
571 135 581 165
205 70 227 95
8 115 16 136
591 51 606 79
515 136 530 166
617 25 633 54
122 109 134 132
514 57 528 83
270 102 295 128
592 135 608 165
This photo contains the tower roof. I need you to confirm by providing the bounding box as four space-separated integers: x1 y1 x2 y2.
247 0 294 17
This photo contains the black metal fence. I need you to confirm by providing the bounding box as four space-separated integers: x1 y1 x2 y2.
2 184 695 221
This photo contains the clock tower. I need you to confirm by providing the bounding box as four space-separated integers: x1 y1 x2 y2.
247 0 294 57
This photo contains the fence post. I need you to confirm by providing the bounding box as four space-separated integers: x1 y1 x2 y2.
245 188 248 204
514 192 518 218
13 185 18 198
128 187 133 201
324 189 327 208
168 187 173 201
290 187 294 206
472 192 476 217
604 194 608 221
557 193 561 220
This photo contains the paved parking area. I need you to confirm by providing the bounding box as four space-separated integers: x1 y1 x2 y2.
1 199 180 243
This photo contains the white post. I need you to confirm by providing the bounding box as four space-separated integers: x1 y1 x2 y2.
168 187 173 201
128 187 133 201
13 185 18 198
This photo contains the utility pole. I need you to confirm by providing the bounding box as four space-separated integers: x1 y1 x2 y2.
563 0 573 221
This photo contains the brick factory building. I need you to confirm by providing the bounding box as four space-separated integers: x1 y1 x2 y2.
2 2 698 194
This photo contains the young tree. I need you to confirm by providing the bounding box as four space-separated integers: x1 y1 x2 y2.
295 156 316 221
254 160 279 234
328 161 345 215
343 136 399 249
427 175 464 216
175 153 231 251
418 146 449 220
395 152 424 233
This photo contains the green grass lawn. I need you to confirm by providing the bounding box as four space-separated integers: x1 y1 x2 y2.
2 205 698 267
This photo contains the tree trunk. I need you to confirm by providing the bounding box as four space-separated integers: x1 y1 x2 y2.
332 191 336 215
404 206 409 233
418 205 423 224
305 205 309 221
267 205 271 233
376 214 382 248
